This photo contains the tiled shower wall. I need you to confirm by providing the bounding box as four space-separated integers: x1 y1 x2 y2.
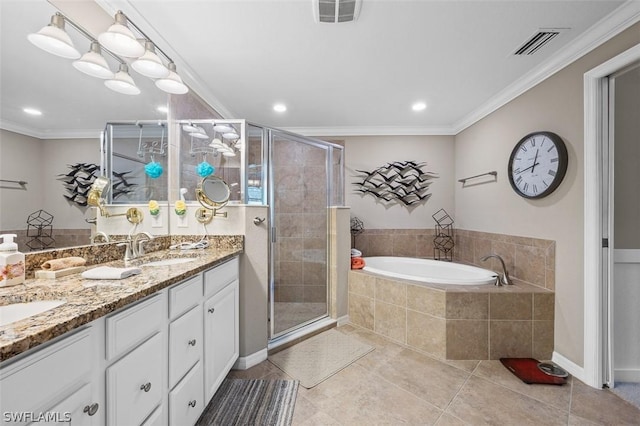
353 228 555 290
273 141 328 303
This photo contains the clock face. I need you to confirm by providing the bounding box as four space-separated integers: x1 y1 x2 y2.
508 131 568 199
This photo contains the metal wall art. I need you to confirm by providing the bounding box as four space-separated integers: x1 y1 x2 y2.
59 163 136 206
353 161 438 207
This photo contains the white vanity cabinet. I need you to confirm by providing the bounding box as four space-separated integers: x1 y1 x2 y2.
203 258 239 401
0 255 240 426
0 328 97 426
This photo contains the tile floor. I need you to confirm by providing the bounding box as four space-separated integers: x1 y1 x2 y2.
228 325 640 425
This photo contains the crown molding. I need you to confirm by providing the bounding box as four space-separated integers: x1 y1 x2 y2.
280 126 457 137
0 120 101 140
451 0 640 135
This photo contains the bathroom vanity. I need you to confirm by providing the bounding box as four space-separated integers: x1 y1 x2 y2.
0 248 241 426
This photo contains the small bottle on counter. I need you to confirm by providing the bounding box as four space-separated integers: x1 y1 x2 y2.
0 234 25 287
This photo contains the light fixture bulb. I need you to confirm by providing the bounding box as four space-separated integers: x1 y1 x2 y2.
104 63 140 95
412 102 427 111
98 11 145 58
213 123 234 133
132 41 169 78
222 131 240 141
222 150 236 157
27 13 80 59
210 138 225 148
72 41 113 79
190 132 209 139
155 62 189 94
182 123 200 133
23 108 43 116
273 103 287 112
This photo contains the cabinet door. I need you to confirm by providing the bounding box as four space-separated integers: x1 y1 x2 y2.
32 383 99 426
106 333 163 426
203 280 239 401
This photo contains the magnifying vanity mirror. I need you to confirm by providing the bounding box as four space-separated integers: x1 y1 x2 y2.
195 176 231 223
87 176 144 224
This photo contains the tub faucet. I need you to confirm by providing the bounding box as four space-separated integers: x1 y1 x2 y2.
481 254 512 286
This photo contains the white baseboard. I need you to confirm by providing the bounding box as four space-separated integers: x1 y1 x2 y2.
233 348 268 370
615 368 640 382
552 351 587 384
336 315 350 327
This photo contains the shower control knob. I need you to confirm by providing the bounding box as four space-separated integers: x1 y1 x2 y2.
253 217 266 226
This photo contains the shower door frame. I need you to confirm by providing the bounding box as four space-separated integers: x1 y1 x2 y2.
266 128 341 341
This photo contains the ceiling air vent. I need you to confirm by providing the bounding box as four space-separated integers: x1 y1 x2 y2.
313 0 362 23
514 29 567 55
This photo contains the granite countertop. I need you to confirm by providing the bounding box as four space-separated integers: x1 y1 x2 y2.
0 247 243 362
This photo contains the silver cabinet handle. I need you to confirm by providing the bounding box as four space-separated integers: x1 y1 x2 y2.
188 339 197 346
188 400 197 408
83 403 99 416
208 307 215 313
140 382 152 392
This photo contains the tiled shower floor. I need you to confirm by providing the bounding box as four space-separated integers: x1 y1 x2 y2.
228 325 640 425
273 302 327 335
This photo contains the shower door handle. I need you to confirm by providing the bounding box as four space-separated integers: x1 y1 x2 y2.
271 227 276 243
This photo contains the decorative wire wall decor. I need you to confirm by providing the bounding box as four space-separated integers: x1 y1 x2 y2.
433 208 454 261
353 161 438 207
59 163 136 206
350 216 365 247
26 209 54 250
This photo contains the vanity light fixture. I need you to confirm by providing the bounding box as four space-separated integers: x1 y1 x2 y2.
105 63 140 95
98 11 145 58
27 13 80 59
155 62 189 94
131 41 169 78
72 41 114 79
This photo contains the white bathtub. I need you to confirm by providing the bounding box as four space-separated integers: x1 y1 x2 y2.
362 256 497 285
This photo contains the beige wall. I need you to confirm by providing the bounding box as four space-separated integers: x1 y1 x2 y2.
614 65 640 250
0 129 99 232
454 24 640 366
343 135 456 230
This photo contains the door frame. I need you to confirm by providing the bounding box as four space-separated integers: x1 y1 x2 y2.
582 43 640 389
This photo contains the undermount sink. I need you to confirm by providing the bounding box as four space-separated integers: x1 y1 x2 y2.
0 300 66 327
143 258 197 267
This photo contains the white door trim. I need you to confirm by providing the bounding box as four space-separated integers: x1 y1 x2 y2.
582 43 640 389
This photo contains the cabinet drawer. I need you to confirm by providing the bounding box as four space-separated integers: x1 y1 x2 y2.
0 328 91 422
169 305 203 389
204 257 239 297
169 274 202 320
169 362 204 426
106 333 163 426
105 294 163 361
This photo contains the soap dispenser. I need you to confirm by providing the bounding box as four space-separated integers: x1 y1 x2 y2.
0 234 25 287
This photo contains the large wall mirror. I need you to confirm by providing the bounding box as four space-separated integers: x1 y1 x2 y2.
0 0 169 251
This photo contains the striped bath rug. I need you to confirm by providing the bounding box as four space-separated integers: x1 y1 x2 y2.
196 379 298 426
269 329 374 388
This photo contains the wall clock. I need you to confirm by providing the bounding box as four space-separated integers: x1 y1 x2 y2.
508 131 568 199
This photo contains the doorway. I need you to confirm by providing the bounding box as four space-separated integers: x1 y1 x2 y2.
583 44 640 389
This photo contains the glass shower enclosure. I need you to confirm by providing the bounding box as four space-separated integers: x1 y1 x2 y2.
246 124 344 341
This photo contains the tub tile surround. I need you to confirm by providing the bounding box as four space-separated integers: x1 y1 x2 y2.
348 270 554 360
354 228 555 290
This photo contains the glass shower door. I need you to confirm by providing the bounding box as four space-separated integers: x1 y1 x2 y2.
269 131 329 338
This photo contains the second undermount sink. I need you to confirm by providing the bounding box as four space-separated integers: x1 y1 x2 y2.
0 300 66 327
143 257 198 267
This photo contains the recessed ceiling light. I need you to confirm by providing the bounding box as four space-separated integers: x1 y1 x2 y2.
273 103 287 113
157 106 168 113
23 108 42 116
412 102 427 112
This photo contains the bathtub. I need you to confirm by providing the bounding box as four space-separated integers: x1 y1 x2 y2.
362 256 497 285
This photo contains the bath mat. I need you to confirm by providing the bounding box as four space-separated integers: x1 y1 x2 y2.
269 329 374 388
500 358 568 385
196 378 298 426
611 382 640 410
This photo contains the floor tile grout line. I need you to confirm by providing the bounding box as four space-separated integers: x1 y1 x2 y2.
438 362 478 422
